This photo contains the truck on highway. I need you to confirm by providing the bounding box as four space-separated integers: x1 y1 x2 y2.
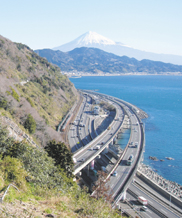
73 157 77 163
137 196 148 205
126 154 134 166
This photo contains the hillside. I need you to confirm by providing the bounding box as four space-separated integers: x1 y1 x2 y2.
0 122 122 218
0 35 78 146
35 47 182 74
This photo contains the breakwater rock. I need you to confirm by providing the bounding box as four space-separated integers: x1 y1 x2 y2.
149 156 158 161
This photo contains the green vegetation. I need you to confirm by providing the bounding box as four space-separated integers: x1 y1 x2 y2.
0 34 77 147
15 42 30 51
0 156 27 189
45 140 74 178
0 95 9 110
0 36 123 217
16 79 75 130
24 114 36 134
16 63 21 71
99 101 115 111
35 47 182 74
0 123 122 217
26 97 34 107
10 87 20 102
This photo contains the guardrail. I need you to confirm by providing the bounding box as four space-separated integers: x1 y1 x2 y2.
73 92 130 175
127 188 168 218
113 114 145 206
134 178 182 217
106 116 132 180
76 90 146 202
73 101 118 158
1 116 40 149
73 115 124 175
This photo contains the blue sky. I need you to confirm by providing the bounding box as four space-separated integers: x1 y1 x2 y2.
1 0 182 55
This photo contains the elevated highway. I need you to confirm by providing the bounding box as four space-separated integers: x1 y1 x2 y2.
72 97 125 175
70 90 145 190
68 90 182 217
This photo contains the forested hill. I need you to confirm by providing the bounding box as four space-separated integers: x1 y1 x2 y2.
0 34 78 146
35 47 182 74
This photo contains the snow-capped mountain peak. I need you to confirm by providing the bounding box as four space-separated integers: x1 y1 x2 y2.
52 31 120 51
75 31 116 46
52 32 182 64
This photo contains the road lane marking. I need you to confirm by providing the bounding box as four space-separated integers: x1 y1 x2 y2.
161 209 167 214
148 200 153 205
144 213 152 218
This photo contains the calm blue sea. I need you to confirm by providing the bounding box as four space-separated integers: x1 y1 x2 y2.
70 75 182 185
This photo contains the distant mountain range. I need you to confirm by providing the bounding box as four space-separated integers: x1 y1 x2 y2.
52 31 182 65
35 47 182 74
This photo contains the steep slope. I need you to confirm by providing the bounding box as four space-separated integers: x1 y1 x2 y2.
53 31 182 65
35 47 182 74
0 35 78 146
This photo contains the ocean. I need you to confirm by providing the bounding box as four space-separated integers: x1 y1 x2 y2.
70 75 182 185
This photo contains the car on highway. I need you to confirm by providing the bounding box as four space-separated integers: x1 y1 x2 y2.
95 145 100 150
134 142 138 148
112 171 117 177
140 206 148 211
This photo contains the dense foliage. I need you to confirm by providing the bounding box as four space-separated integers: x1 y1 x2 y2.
10 87 20 102
0 95 9 110
45 140 74 178
24 114 36 134
0 123 122 217
0 125 73 189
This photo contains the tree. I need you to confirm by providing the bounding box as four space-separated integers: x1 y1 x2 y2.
4 141 64 188
92 171 114 203
45 140 74 177
0 156 27 189
24 114 36 134
0 95 8 109
0 125 15 157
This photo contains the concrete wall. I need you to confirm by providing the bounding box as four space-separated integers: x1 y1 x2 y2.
136 171 182 209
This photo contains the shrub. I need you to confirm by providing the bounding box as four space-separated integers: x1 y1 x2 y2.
16 63 21 71
6 91 11 95
4 141 65 188
24 114 36 134
10 87 20 102
0 156 27 189
0 96 8 109
26 97 34 107
45 140 74 178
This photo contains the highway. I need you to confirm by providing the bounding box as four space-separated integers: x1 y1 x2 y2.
67 90 182 217
68 90 144 196
126 182 180 218
69 92 128 175
81 91 144 199
68 94 89 152
108 107 141 198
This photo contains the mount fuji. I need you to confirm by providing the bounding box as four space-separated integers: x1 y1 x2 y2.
53 31 182 65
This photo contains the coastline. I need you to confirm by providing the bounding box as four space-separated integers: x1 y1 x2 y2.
63 72 182 78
